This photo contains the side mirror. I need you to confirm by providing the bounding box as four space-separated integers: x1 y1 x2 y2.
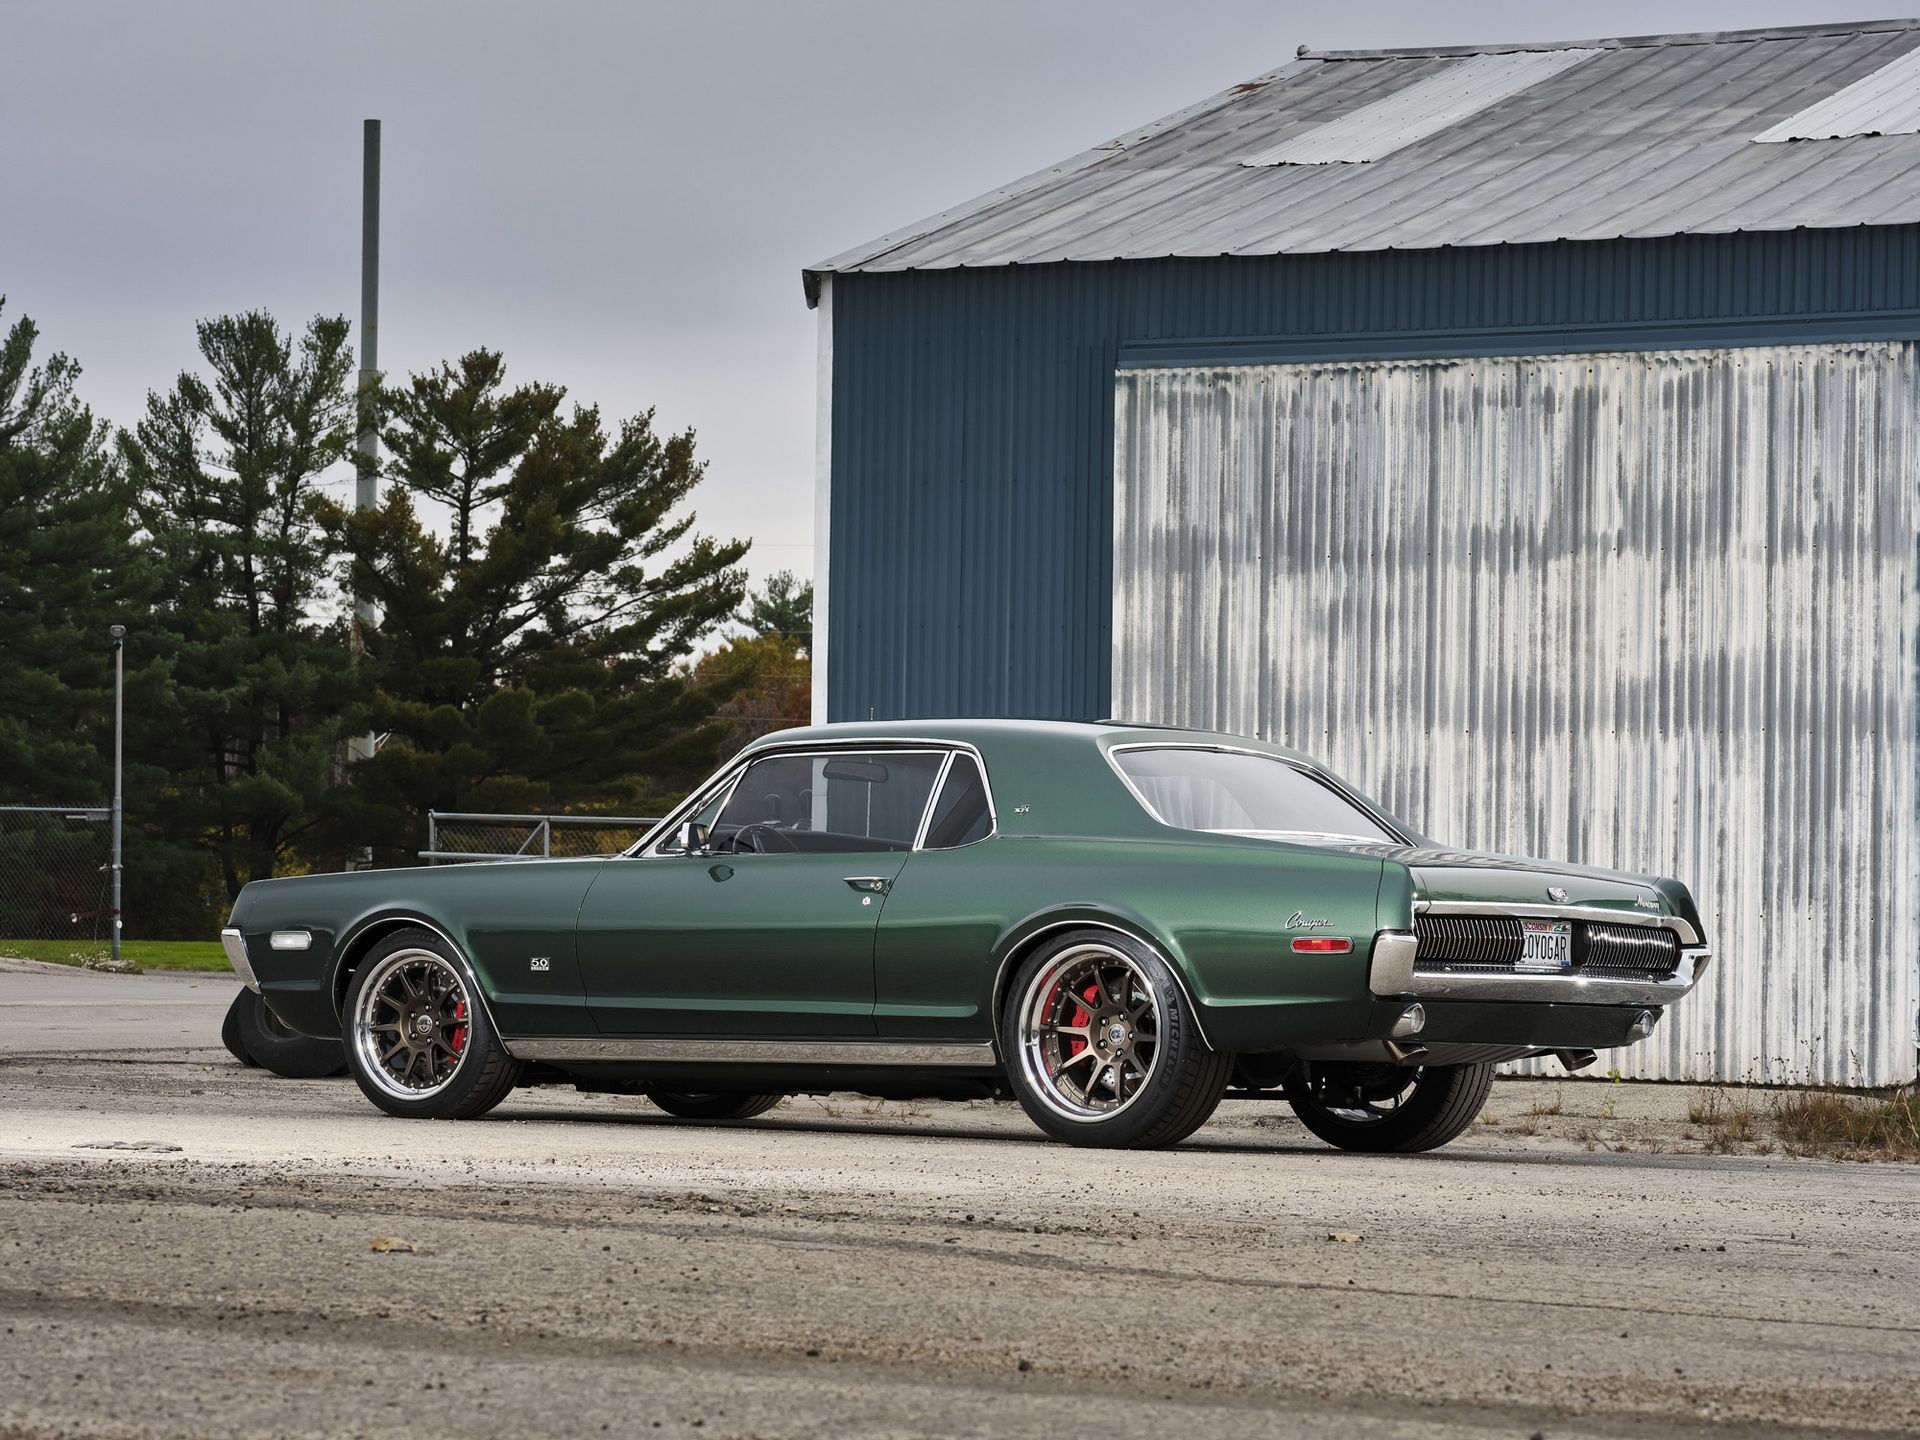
680 821 711 856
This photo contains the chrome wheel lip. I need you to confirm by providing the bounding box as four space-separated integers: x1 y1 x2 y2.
1016 943 1161 1122
351 948 473 1102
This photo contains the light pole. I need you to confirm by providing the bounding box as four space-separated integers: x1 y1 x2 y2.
108 624 125 967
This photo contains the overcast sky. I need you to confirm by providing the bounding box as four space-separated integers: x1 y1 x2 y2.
4 0 1895 585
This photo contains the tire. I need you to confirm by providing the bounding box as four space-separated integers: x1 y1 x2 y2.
1284 1060 1494 1153
1001 928 1230 1149
232 988 347 1078
220 990 260 1067
644 1091 785 1121
341 927 521 1119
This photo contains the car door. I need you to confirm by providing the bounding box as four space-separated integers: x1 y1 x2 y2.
574 747 949 1036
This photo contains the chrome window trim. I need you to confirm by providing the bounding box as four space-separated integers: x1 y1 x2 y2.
912 750 957 851
628 737 999 858
1102 741 1411 846
916 749 1000 852
507 1037 997 1066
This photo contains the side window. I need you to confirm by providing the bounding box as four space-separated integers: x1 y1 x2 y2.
923 753 992 848
713 750 945 855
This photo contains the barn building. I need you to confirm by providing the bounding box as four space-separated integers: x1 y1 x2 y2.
802 20 1920 1086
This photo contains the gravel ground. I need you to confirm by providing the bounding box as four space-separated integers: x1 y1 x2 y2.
2 961 1916 1439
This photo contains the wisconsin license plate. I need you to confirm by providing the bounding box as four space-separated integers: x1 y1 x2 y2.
1517 919 1573 971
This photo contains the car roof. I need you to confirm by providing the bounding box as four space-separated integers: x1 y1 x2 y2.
742 716 1317 765
734 719 1342 841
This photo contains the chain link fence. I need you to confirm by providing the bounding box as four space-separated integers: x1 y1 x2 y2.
423 812 661 865
0 805 112 942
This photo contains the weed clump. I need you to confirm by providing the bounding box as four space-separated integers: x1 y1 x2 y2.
1773 1089 1920 1161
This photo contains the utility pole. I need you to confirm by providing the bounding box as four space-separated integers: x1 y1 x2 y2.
348 120 381 861
356 118 380 524
108 624 125 966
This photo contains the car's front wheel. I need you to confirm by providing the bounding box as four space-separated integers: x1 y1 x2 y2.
1002 929 1230 1149
1283 1060 1494 1153
342 928 521 1120
644 1091 784 1121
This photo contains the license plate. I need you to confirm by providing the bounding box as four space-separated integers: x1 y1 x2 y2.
1517 920 1573 971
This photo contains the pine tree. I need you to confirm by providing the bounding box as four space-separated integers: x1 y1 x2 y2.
742 569 813 654
0 299 149 801
329 349 750 861
121 311 359 897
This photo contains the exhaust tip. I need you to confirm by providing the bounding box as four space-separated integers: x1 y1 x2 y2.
1627 1008 1660 1042
1390 1003 1426 1038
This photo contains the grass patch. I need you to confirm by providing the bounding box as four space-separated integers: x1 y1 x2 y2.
1773 1090 1920 1161
1687 1089 1763 1151
0 938 231 973
1685 1085 1920 1162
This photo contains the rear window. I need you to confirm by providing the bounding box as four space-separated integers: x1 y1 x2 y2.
1112 747 1396 843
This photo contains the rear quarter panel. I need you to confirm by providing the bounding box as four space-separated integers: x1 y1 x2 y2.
873 833 1386 1050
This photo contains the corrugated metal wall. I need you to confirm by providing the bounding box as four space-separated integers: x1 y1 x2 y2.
1112 344 1919 1087
826 228 1920 725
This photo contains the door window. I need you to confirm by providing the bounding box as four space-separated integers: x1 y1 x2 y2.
710 750 946 854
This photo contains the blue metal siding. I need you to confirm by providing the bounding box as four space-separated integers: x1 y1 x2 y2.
826 226 1920 722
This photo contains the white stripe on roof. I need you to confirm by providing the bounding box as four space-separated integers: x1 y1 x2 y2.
1242 49 1602 166
1754 43 1920 141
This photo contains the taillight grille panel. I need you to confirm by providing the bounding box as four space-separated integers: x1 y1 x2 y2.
1414 914 1680 981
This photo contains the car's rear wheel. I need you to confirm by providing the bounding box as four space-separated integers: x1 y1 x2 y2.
343 929 520 1119
1002 929 1229 1149
644 1091 785 1121
1283 1060 1494 1153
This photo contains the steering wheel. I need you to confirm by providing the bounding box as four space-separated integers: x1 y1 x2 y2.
733 822 800 854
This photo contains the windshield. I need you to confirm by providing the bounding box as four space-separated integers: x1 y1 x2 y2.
1112 746 1397 843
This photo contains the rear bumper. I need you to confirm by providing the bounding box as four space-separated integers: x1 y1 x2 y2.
1369 923 1711 1009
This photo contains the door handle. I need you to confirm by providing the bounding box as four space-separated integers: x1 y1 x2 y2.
843 876 891 895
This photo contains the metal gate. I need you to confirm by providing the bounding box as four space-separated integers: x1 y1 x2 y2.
1113 342 1920 1086
0 805 112 942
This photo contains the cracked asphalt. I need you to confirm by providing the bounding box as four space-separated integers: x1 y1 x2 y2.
2 962 1916 1439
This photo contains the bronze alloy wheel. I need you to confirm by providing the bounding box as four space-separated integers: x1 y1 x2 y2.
1016 942 1162 1121
351 948 474 1101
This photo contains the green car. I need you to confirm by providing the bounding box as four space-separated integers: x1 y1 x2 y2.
221 720 1710 1152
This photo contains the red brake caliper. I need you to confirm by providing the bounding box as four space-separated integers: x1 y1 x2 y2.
1065 983 1101 1060
450 1000 468 1053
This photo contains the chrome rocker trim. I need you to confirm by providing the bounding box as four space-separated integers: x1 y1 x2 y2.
508 1037 998 1067
220 927 261 994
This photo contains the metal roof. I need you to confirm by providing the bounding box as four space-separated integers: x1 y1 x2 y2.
805 20 1920 303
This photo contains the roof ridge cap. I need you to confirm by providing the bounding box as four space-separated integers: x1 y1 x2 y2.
1298 18 1920 62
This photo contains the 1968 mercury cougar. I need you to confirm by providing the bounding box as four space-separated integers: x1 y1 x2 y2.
221 720 1710 1152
